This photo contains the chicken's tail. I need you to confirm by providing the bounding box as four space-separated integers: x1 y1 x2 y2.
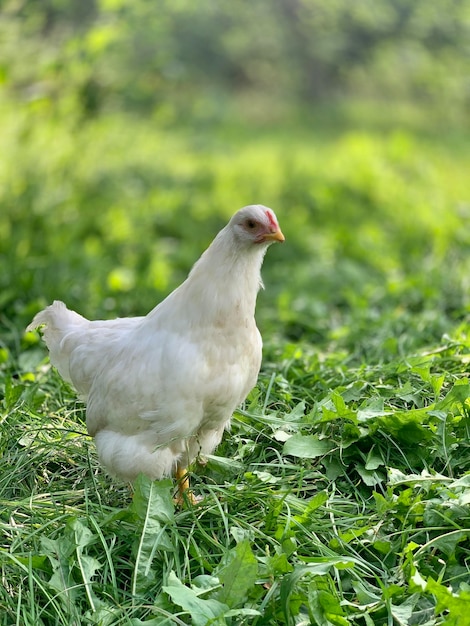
27 300 89 383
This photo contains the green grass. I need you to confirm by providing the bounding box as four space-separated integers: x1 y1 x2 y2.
1 104 470 624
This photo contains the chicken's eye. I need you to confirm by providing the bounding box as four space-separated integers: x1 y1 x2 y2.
246 219 257 229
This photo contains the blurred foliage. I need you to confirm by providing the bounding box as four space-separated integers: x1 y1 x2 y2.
0 0 469 120
0 0 469 365
1 109 469 362
1 5 470 622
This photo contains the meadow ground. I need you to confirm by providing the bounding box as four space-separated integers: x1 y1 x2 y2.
1 105 470 624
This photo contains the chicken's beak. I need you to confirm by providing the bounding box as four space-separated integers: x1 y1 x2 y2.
263 229 285 243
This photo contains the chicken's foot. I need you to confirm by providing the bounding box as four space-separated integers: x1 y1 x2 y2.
174 466 199 506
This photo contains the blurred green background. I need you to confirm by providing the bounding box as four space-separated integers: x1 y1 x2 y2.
1 0 469 361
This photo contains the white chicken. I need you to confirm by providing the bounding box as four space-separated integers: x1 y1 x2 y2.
28 205 284 501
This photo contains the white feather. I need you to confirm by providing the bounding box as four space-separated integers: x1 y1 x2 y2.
28 205 284 482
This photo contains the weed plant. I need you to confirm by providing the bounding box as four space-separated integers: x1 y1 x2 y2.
1 106 470 624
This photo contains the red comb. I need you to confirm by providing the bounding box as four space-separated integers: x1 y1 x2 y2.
265 209 278 230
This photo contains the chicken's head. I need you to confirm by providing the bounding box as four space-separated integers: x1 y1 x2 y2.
230 205 285 246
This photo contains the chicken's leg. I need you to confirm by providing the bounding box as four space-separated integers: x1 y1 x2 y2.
175 466 198 506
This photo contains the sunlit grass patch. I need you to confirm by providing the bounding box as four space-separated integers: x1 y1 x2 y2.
2 324 470 623
1 102 470 623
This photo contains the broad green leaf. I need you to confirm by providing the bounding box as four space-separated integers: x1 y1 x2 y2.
330 391 352 416
283 434 334 459
131 477 175 596
87 606 123 626
68 519 101 612
68 518 95 550
372 540 392 554
436 379 470 410
295 559 355 573
396 381 422 406
76 554 101 610
40 530 78 609
389 594 418 623
341 380 366 402
216 539 258 608
294 491 329 525
266 553 294 576
131 475 174 525
3 377 23 409
430 373 445 397
426 577 470 625
205 454 244 475
351 579 381 604
305 490 329 512
355 464 384 487
274 429 293 442
283 401 307 421
372 491 392 514
365 448 384 470
388 468 448 486
0 346 9 363
357 408 392 422
320 390 357 422
191 574 221 592
163 571 229 626
308 588 349 626
224 608 262 618
426 530 468 557
373 408 433 442
324 458 343 480
339 526 369 544
14 554 49 571
280 562 354 623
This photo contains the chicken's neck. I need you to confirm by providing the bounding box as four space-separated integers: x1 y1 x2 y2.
153 229 267 329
